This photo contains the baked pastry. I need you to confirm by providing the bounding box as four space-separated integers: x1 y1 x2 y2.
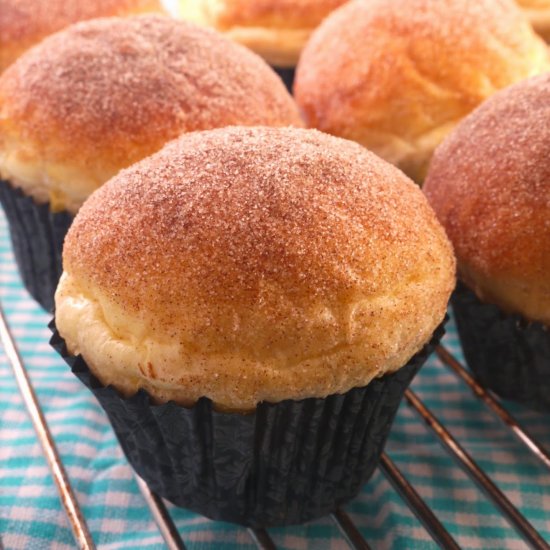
178 0 348 67
0 15 301 311
424 73 550 411
52 126 454 525
294 0 550 183
56 126 454 409
517 0 550 40
0 0 164 72
0 15 301 214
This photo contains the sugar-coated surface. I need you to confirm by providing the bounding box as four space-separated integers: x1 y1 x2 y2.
424 73 550 324
57 127 455 409
1 15 299 145
0 0 164 70
0 15 301 210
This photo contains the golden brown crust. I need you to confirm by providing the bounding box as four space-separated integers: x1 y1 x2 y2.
203 0 347 30
0 15 302 212
294 0 550 183
424 73 550 325
178 0 348 66
56 126 455 410
0 0 164 72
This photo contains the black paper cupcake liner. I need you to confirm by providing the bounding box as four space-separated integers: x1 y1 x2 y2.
0 179 73 312
273 67 295 92
452 282 550 412
50 319 445 527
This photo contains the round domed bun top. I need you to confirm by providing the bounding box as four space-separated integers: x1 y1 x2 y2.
424 73 550 325
294 0 550 183
55 126 455 410
0 0 164 72
178 0 348 67
0 15 301 213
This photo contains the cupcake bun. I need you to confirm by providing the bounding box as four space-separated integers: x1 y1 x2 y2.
424 73 550 325
0 0 164 72
0 15 301 213
55 126 455 410
517 0 550 40
178 0 347 67
294 0 550 182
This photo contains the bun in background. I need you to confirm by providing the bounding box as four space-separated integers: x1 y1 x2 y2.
424 73 550 324
178 0 348 66
0 15 302 213
294 0 550 182
0 0 164 72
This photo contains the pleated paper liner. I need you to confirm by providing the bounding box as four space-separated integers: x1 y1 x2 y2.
452 282 550 412
0 179 73 312
50 319 445 527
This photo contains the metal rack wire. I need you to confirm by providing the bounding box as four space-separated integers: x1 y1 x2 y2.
1 302 549 550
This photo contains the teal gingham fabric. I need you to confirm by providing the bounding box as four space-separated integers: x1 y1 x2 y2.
0 208 549 550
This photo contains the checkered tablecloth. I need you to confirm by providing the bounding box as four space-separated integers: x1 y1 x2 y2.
0 207 549 550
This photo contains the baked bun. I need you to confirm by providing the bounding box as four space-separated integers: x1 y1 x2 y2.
517 0 550 40
0 15 301 213
178 0 348 67
55 126 455 410
0 0 164 72
424 73 550 325
294 0 550 183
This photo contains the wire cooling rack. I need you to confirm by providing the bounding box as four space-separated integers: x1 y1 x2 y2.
1 287 549 549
